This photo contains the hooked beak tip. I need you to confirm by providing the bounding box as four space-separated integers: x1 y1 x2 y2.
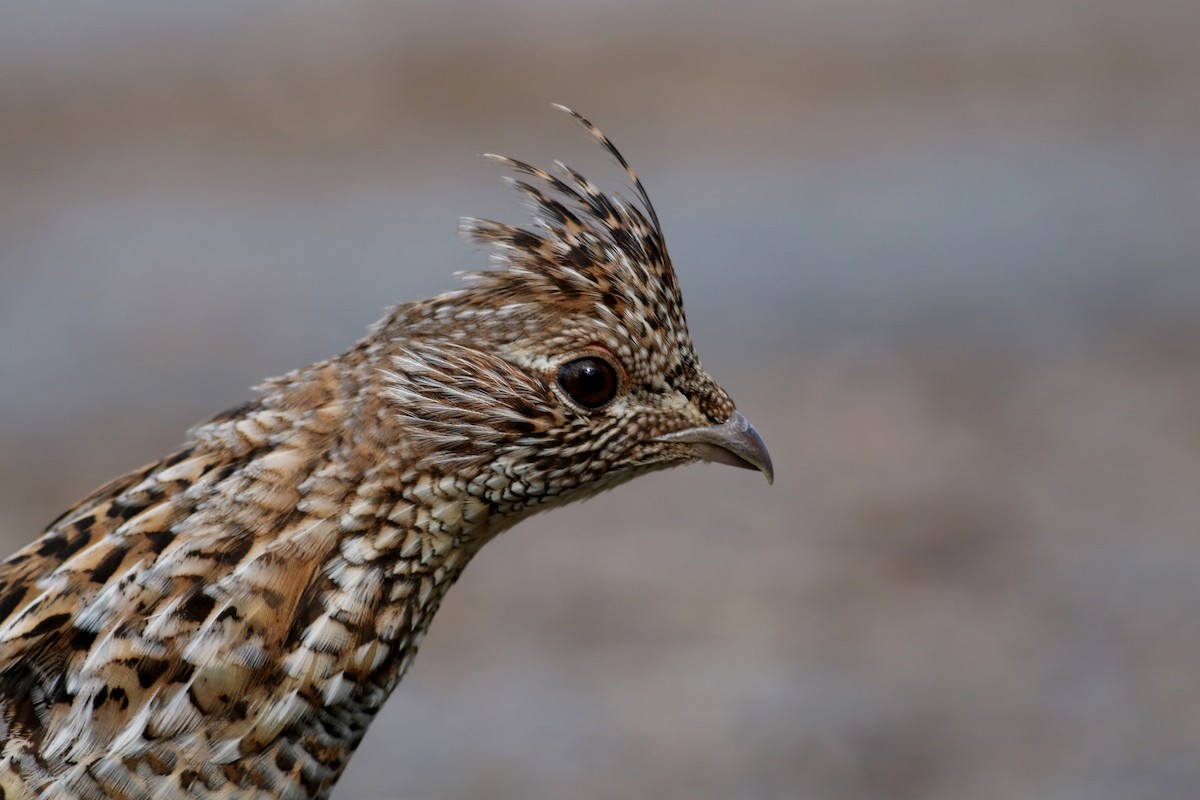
655 411 774 485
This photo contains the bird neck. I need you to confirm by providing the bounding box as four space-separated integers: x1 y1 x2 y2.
191 346 503 702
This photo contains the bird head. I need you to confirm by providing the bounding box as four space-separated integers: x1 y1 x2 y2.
379 108 771 520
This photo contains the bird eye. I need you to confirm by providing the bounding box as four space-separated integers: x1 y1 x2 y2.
557 356 620 409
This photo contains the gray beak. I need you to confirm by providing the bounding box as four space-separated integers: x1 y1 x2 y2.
654 410 774 485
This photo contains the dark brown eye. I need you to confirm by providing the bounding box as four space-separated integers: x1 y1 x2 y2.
557 356 619 409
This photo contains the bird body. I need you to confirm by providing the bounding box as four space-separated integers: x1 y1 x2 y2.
0 109 771 798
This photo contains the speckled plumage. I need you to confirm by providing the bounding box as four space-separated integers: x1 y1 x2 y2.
0 108 771 799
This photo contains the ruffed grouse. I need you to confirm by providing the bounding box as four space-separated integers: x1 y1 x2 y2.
0 108 772 798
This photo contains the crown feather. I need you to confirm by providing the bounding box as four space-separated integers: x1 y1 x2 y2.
458 107 680 316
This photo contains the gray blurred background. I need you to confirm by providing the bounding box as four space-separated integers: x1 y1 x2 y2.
1 2 1198 798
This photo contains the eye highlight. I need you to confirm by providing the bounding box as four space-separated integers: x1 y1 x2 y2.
557 356 620 409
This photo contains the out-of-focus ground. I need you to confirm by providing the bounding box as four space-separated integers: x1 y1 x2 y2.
2 2 1199 798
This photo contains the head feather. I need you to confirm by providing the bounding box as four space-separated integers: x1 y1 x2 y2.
458 106 683 331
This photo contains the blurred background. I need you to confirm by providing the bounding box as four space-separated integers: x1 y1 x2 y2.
1 1 1198 798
